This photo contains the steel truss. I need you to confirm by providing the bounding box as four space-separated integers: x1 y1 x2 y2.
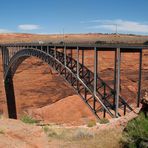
0 43 144 119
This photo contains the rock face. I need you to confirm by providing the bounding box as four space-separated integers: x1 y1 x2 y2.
0 119 49 148
28 95 96 126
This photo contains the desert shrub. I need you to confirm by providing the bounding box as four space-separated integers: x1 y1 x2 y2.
121 112 148 147
0 129 4 134
48 42 53 44
0 114 2 119
87 119 96 127
47 129 58 138
59 41 64 44
43 126 49 133
95 40 106 44
144 41 148 45
20 115 39 124
99 118 109 124
73 129 94 140
43 127 66 139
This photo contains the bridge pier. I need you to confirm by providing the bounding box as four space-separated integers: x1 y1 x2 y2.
4 74 17 119
1 47 17 119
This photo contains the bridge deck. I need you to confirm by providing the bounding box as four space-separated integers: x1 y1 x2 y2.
1 43 148 50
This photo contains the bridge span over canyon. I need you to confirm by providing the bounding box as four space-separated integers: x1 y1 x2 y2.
0 43 148 119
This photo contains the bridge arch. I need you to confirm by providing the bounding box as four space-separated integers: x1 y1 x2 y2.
5 48 57 80
5 47 114 119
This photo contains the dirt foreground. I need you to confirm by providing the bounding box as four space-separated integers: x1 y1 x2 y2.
0 118 49 148
0 108 140 148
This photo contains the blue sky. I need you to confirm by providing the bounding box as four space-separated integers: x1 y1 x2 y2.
0 0 148 35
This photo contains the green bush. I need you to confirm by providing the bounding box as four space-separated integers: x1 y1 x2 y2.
99 118 109 124
20 115 39 124
121 112 148 147
43 126 49 133
87 120 96 127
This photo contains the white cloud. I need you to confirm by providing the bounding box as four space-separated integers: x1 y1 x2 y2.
87 19 148 33
0 29 11 33
18 24 40 30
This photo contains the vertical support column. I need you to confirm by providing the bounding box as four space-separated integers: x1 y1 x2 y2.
137 49 142 107
54 46 56 58
69 48 73 83
70 48 73 68
94 47 97 112
82 49 84 77
47 46 49 54
115 48 121 117
9 47 12 59
1 46 17 119
114 49 117 107
64 46 66 66
76 46 79 91
41 46 43 51
76 46 79 78
94 47 98 94
1 47 9 75
5 74 17 119
54 46 57 70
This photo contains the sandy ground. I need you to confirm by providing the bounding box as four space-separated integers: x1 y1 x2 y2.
0 33 148 44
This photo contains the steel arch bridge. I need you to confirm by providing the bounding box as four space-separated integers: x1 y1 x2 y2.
0 43 147 119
